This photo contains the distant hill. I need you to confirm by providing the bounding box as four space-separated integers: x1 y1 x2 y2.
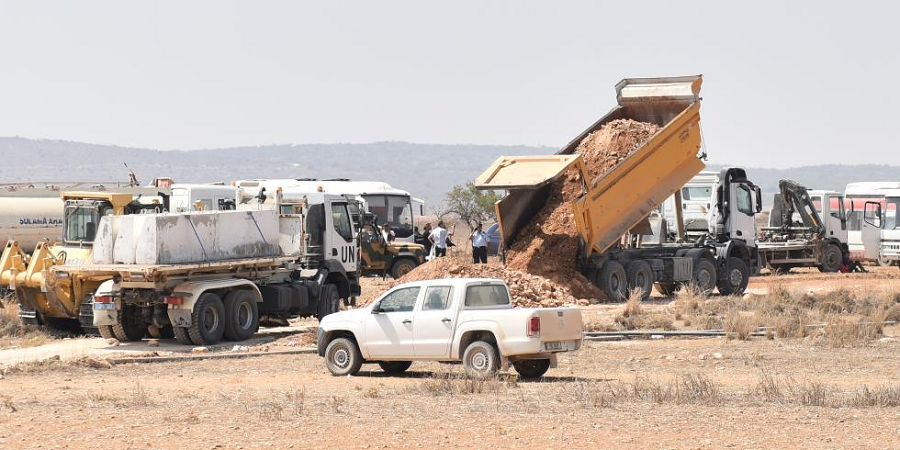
2 137 900 208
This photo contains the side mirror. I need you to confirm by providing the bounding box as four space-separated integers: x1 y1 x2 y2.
754 186 763 214
371 304 383 314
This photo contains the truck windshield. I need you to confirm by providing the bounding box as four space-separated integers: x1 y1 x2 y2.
63 205 101 244
682 186 712 201
465 284 511 307
886 199 899 230
363 194 413 238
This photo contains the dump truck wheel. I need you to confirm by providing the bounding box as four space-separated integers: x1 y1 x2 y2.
317 284 341 321
173 326 194 345
390 258 417 279
596 261 627 301
655 282 679 297
818 243 843 273
98 326 116 340
717 257 750 296
378 361 412 374
188 293 226 345
693 258 717 295
112 306 146 342
325 337 363 376
513 359 551 379
625 260 653 301
463 340 500 379
223 290 259 342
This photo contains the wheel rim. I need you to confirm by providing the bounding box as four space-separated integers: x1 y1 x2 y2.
698 269 712 288
610 273 621 292
332 346 350 369
826 249 839 267
237 302 252 330
204 306 220 333
729 268 743 287
397 263 413 277
636 271 647 289
470 350 489 372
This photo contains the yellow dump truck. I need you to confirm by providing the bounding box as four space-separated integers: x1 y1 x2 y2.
0 190 168 331
476 75 762 300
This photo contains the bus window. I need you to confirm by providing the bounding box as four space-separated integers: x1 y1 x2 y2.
362 195 414 238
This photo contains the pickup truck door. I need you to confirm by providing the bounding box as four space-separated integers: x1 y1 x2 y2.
364 287 421 358
412 286 456 358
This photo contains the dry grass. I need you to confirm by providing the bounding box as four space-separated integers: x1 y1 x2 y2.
613 289 675 331
749 371 900 407
723 310 757 340
0 298 50 349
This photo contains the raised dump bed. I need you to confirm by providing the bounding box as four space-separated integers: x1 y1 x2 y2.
479 75 706 255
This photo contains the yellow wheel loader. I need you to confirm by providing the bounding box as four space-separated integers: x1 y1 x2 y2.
0 190 168 331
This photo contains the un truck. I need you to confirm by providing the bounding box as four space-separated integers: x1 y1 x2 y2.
475 75 762 300
57 193 359 345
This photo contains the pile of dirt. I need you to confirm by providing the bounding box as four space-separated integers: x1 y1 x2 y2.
366 258 589 308
503 119 661 300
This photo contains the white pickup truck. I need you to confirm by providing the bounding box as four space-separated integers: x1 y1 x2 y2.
316 278 583 378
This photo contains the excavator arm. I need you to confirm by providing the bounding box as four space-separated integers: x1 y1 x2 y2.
774 179 825 236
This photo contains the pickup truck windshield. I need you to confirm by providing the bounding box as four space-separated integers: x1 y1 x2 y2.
465 285 510 307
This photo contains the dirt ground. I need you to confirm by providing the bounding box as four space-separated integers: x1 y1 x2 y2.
0 267 898 450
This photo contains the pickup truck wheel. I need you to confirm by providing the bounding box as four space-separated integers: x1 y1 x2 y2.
625 260 653 301
378 361 412 374
325 337 363 376
717 257 750 296
223 290 259 341
596 261 627 301
655 282 679 297
693 258 717 295
463 341 499 379
818 243 842 273
513 359 551 379
317 284 341 321
98 326 116 340
188 293 226 345
112 305 146 342
173 326 194 345
390 258 417 279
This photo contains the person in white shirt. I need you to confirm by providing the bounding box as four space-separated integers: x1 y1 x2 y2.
428 221 449 257
381 224 395 243
471 223 488 264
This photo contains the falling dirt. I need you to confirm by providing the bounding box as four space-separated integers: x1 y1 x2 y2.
503 119 661 300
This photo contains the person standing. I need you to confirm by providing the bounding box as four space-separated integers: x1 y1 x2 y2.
471 223 488 264
420 223 433 257
429 221 449 257
381 223 395 243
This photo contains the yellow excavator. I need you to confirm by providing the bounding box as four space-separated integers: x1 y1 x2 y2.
0 190 168 332
476 75 762 300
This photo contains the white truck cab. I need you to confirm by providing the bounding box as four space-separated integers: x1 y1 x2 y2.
844 182 900 265
860 190 900 267
317 278 583 379
169 184 238 212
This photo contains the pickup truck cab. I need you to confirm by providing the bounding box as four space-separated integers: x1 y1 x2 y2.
317 278 583 378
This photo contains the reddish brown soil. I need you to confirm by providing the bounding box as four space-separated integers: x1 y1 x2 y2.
504 119 661 300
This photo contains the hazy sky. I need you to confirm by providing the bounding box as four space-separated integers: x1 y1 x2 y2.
1 0 898 167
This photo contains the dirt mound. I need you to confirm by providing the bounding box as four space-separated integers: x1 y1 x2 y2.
503 119 660 299
363 258 589 308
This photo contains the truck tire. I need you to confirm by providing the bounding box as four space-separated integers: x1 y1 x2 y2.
98 325 116 340
717 257 750 296
223 290 259 342
818 243 843 273
693 258 717 295
317 284 341 321
625 260 653 301
390 258 417 279
173 326 194 345
513 359 551 379
112 305 146 342
188 293 226 345
378 361 412 374
596 261 627 301
325 337 363 376
462 340 500 379
655 282 679 297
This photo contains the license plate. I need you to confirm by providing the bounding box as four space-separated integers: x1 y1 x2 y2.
93 303 116 310
543 341 564 352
